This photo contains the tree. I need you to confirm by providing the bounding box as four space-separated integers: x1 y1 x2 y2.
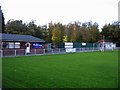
26 20 37 35
4 19 103 44
89 22 100 42
69 22 80 42
51 23 64 43
64 24 72 42
81 22 90 42
80 21 100 43
46 22 53 43
63 25 69 42
101 21 120 46
5 19 28 34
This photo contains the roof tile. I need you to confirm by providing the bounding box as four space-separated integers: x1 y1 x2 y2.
1 33 45 42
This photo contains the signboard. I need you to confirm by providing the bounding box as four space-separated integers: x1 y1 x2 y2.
82 43 86 46
65 42 76 52
33 43 42 48
65 42 73 48
66 48 76 52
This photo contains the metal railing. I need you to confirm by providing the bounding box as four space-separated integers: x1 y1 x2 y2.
0 47 119 57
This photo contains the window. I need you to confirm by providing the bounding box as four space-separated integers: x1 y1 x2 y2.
0 42 2 49
15 42 20 48
9 42 14 48
3 42 9 48
2 42 21 49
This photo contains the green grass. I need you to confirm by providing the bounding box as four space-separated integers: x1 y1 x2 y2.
2 50 118 88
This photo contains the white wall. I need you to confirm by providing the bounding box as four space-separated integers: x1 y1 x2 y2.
105 42 116 50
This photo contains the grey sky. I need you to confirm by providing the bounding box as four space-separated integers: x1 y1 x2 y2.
0 0 119 30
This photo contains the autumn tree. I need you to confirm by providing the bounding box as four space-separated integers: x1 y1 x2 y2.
46 22 53 43
51 23 64 43
4 19 104 44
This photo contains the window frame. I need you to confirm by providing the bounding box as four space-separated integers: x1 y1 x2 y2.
15 42 20 48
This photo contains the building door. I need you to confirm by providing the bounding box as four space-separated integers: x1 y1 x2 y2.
25 42 31 54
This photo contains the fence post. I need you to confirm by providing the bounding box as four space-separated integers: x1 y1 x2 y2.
1 50 3 57
52 49 53 53
35 49 36 55
59 48 60 53
15 50 16 56
93 44 94 51
25 49 27 56
43 49 45 54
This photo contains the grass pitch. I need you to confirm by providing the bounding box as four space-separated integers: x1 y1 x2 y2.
2 50 118 88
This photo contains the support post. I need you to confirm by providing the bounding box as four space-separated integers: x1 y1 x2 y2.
1 50 3 57
15 50 16 56
59 48 60 53
43 49 45 54
93 43 94 51
52 49 53 53
35 49 36 55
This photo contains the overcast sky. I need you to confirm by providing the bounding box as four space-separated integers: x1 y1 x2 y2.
0 0 119 29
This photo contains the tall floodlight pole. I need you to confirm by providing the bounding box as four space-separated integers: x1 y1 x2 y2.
0 6 2 33
118 1 120 22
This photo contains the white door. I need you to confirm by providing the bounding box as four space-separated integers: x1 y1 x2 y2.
25 42 31 53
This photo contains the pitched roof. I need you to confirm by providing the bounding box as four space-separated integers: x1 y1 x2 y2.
1 33 45 42
96 39 112 43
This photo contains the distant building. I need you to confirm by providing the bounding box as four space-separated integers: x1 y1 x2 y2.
0 6 5 33
1 33 45 50
0 33 46 56
97 40 116 50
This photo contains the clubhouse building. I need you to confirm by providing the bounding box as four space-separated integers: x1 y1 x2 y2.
0 33 45 56
1 33 45 49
